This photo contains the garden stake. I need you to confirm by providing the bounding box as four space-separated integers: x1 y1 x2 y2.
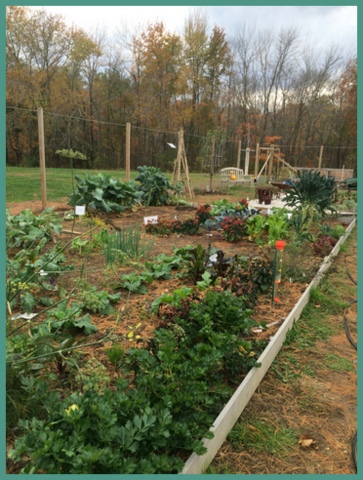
272 240 286 304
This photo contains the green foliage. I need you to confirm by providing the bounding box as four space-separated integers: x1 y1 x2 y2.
265 209 290 245
99 228 154 265
45 301 98 335
284 171 337 242
120 271 154 294
8 381 184 474
68 173 140 213
285 170 337 232
75 281 121 315
106 344 125 367
174 243 216 284
56 148 87 161
247 214 269 245
210 199 247 217
75 358 110 393
6 208 62 248
135 165 175 206
7 242 74 313
247 210 290 246
319 222 346 240
284 170 337 215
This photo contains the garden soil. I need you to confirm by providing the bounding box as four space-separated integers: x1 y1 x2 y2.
6 197 357 474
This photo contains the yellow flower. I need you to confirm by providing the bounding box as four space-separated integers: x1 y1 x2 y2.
65 404 79 416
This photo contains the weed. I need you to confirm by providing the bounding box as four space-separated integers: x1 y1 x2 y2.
106 344 125 367
324 354 355 372
227 419 298 456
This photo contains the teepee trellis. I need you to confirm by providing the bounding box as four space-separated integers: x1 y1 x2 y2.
171 129 194 199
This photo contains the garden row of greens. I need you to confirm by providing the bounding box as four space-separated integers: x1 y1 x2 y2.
6 168 346 473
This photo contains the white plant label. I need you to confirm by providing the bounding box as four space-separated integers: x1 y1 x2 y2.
144 215 158 225
75 205 86 216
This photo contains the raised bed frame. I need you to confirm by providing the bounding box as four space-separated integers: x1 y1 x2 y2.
181 218 356 474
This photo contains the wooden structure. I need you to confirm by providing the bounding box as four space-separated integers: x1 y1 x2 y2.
219 167 254 189
171 129 194 199
255 144 297 181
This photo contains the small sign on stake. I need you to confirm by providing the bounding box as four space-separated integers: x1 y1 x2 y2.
144 215 158 226
75 205 86 216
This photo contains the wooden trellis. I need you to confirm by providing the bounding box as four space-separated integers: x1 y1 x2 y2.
171 129 194 199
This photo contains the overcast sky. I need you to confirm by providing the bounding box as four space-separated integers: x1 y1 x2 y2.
30 5 357 57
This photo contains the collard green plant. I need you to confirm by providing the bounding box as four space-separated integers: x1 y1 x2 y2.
68 173 140 213
135 165 176 206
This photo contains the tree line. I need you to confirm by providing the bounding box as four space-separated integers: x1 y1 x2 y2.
6 6 357 171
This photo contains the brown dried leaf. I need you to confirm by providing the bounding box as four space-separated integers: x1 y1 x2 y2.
299 434 318 449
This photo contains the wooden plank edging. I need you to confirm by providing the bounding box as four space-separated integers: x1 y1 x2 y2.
181 219 356 474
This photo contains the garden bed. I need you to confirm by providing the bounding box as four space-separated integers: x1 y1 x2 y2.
182 218 356 473
6 184 353 473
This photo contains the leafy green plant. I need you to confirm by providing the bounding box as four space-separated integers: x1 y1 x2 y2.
247 214 269 245
319 222 346 240
135 165 176 206
266 209 290 245
45 301 98 335
6 208 62 249
75 358 110 393
120 271 154 294
174 244 215 284
284 170 337 215
74 281 121 314
70 237 91 256
283 170 337 242
8 381 184 474
210 199 247 217
68 173 140 213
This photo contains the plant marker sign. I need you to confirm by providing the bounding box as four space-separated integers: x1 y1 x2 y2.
75 205 86 216
144 215 158 225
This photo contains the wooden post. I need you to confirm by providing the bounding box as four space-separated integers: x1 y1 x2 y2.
244 147 250 175
254 143 260 178
318 145 323 172
267 147 274 180
237 138 241 169
125 122 131 182
37 107 47 209
209 137 215 192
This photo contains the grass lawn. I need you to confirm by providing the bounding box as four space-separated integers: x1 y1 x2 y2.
6 166 252 203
